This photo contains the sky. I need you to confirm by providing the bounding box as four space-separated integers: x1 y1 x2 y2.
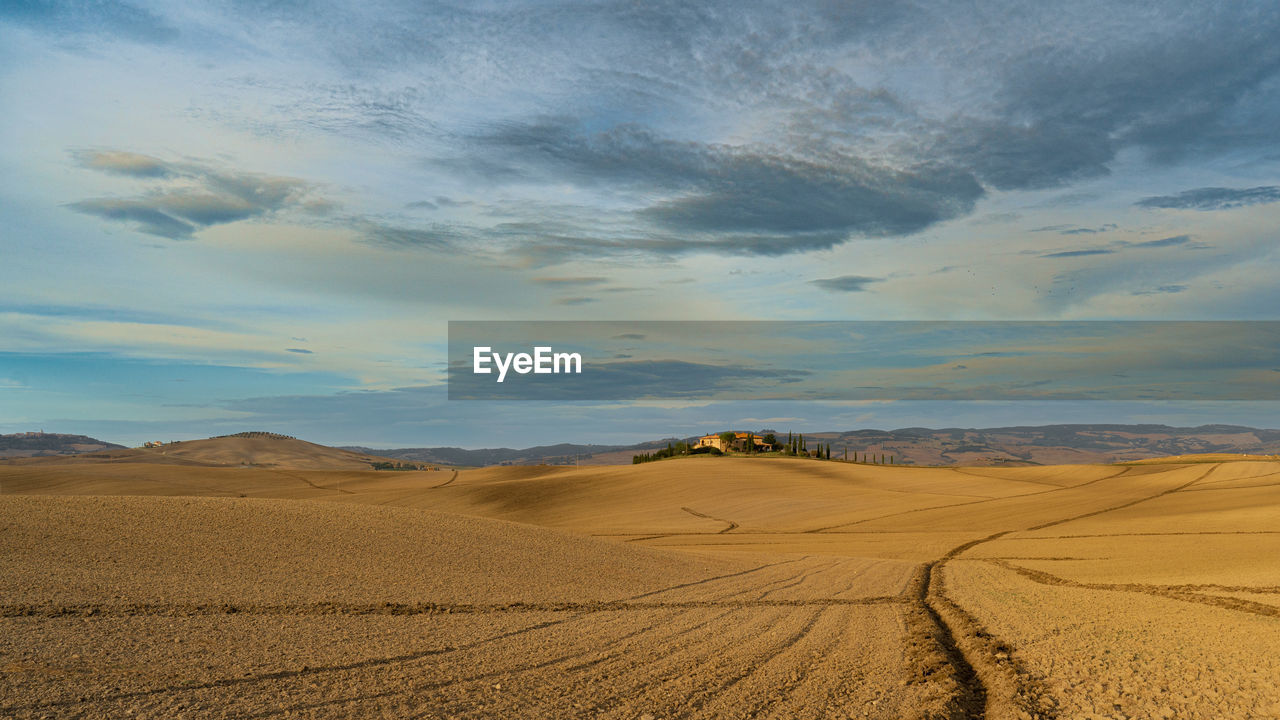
1 1 1278 448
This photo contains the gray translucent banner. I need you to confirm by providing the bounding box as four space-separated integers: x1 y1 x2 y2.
447 321 1280 401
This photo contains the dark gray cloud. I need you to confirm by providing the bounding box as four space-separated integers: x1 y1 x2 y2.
1135 186 1280 211
1031 223 1118 235
809 275 885 292
67 199 195 239
356 221 457 251
34 2 1280 263
1040 248 1116 259
1029 234 1194 266
470 121 983 256
939 119 1116 190
68 150 319 239
1131 234 1192 248
1132 285 1189 296
554 297 597 306
497 226 853 264
285 348 313 354
532 277 608 287
931 5 1280 189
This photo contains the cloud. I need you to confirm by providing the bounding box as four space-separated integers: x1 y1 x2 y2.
1039 248 1116 259
1030 224 1118 235
44 3 1272 265
809 275 885 292
532 276 608 287
472 121 984 257
68 151 321 239
1132 285 1189 296
939 119 1115 190
67 199 196 239
930 5 1280 188
285 348 313 354
71 150 172 178
1131 234 1192 248
355 221 457 251
1135 186 1280 211
554 296 597 306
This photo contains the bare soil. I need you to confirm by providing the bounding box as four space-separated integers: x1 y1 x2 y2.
2 454 1277 718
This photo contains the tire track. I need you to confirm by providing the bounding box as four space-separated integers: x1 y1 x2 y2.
400 606 737 704
507 605 799 720
982 558 1280 620
1182 467 1280 488
238 689 403 719
949 467 1065 487
1025 464 1217 531
681 505 739 533
675 607 826 718
752 557 845 601
1182 480 1280 492
0 596 902 618
274 470 354 495
15 610 634 715
1027 530 1280 539
429 469 459 489
915 536 999 720
915 464 1228 719
758 605 897 720
11 641 458 713
403 605 767 719
807 466 1135 533
625 557 802 601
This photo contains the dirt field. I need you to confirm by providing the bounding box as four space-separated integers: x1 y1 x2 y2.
1 453 1278 718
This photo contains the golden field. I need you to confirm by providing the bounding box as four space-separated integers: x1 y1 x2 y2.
1 436 1278 719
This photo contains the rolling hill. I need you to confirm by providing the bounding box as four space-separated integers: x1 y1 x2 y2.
346 424 1280 467
0 432 124 458
0 431 414 471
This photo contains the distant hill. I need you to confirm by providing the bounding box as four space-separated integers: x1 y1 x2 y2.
0 432 125 458
804 424 1280 466
341 440 678 467
349 424 1280 467
12 424 1279 468
2 432 415 471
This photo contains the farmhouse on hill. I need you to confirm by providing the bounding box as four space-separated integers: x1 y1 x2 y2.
696 432 771 453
